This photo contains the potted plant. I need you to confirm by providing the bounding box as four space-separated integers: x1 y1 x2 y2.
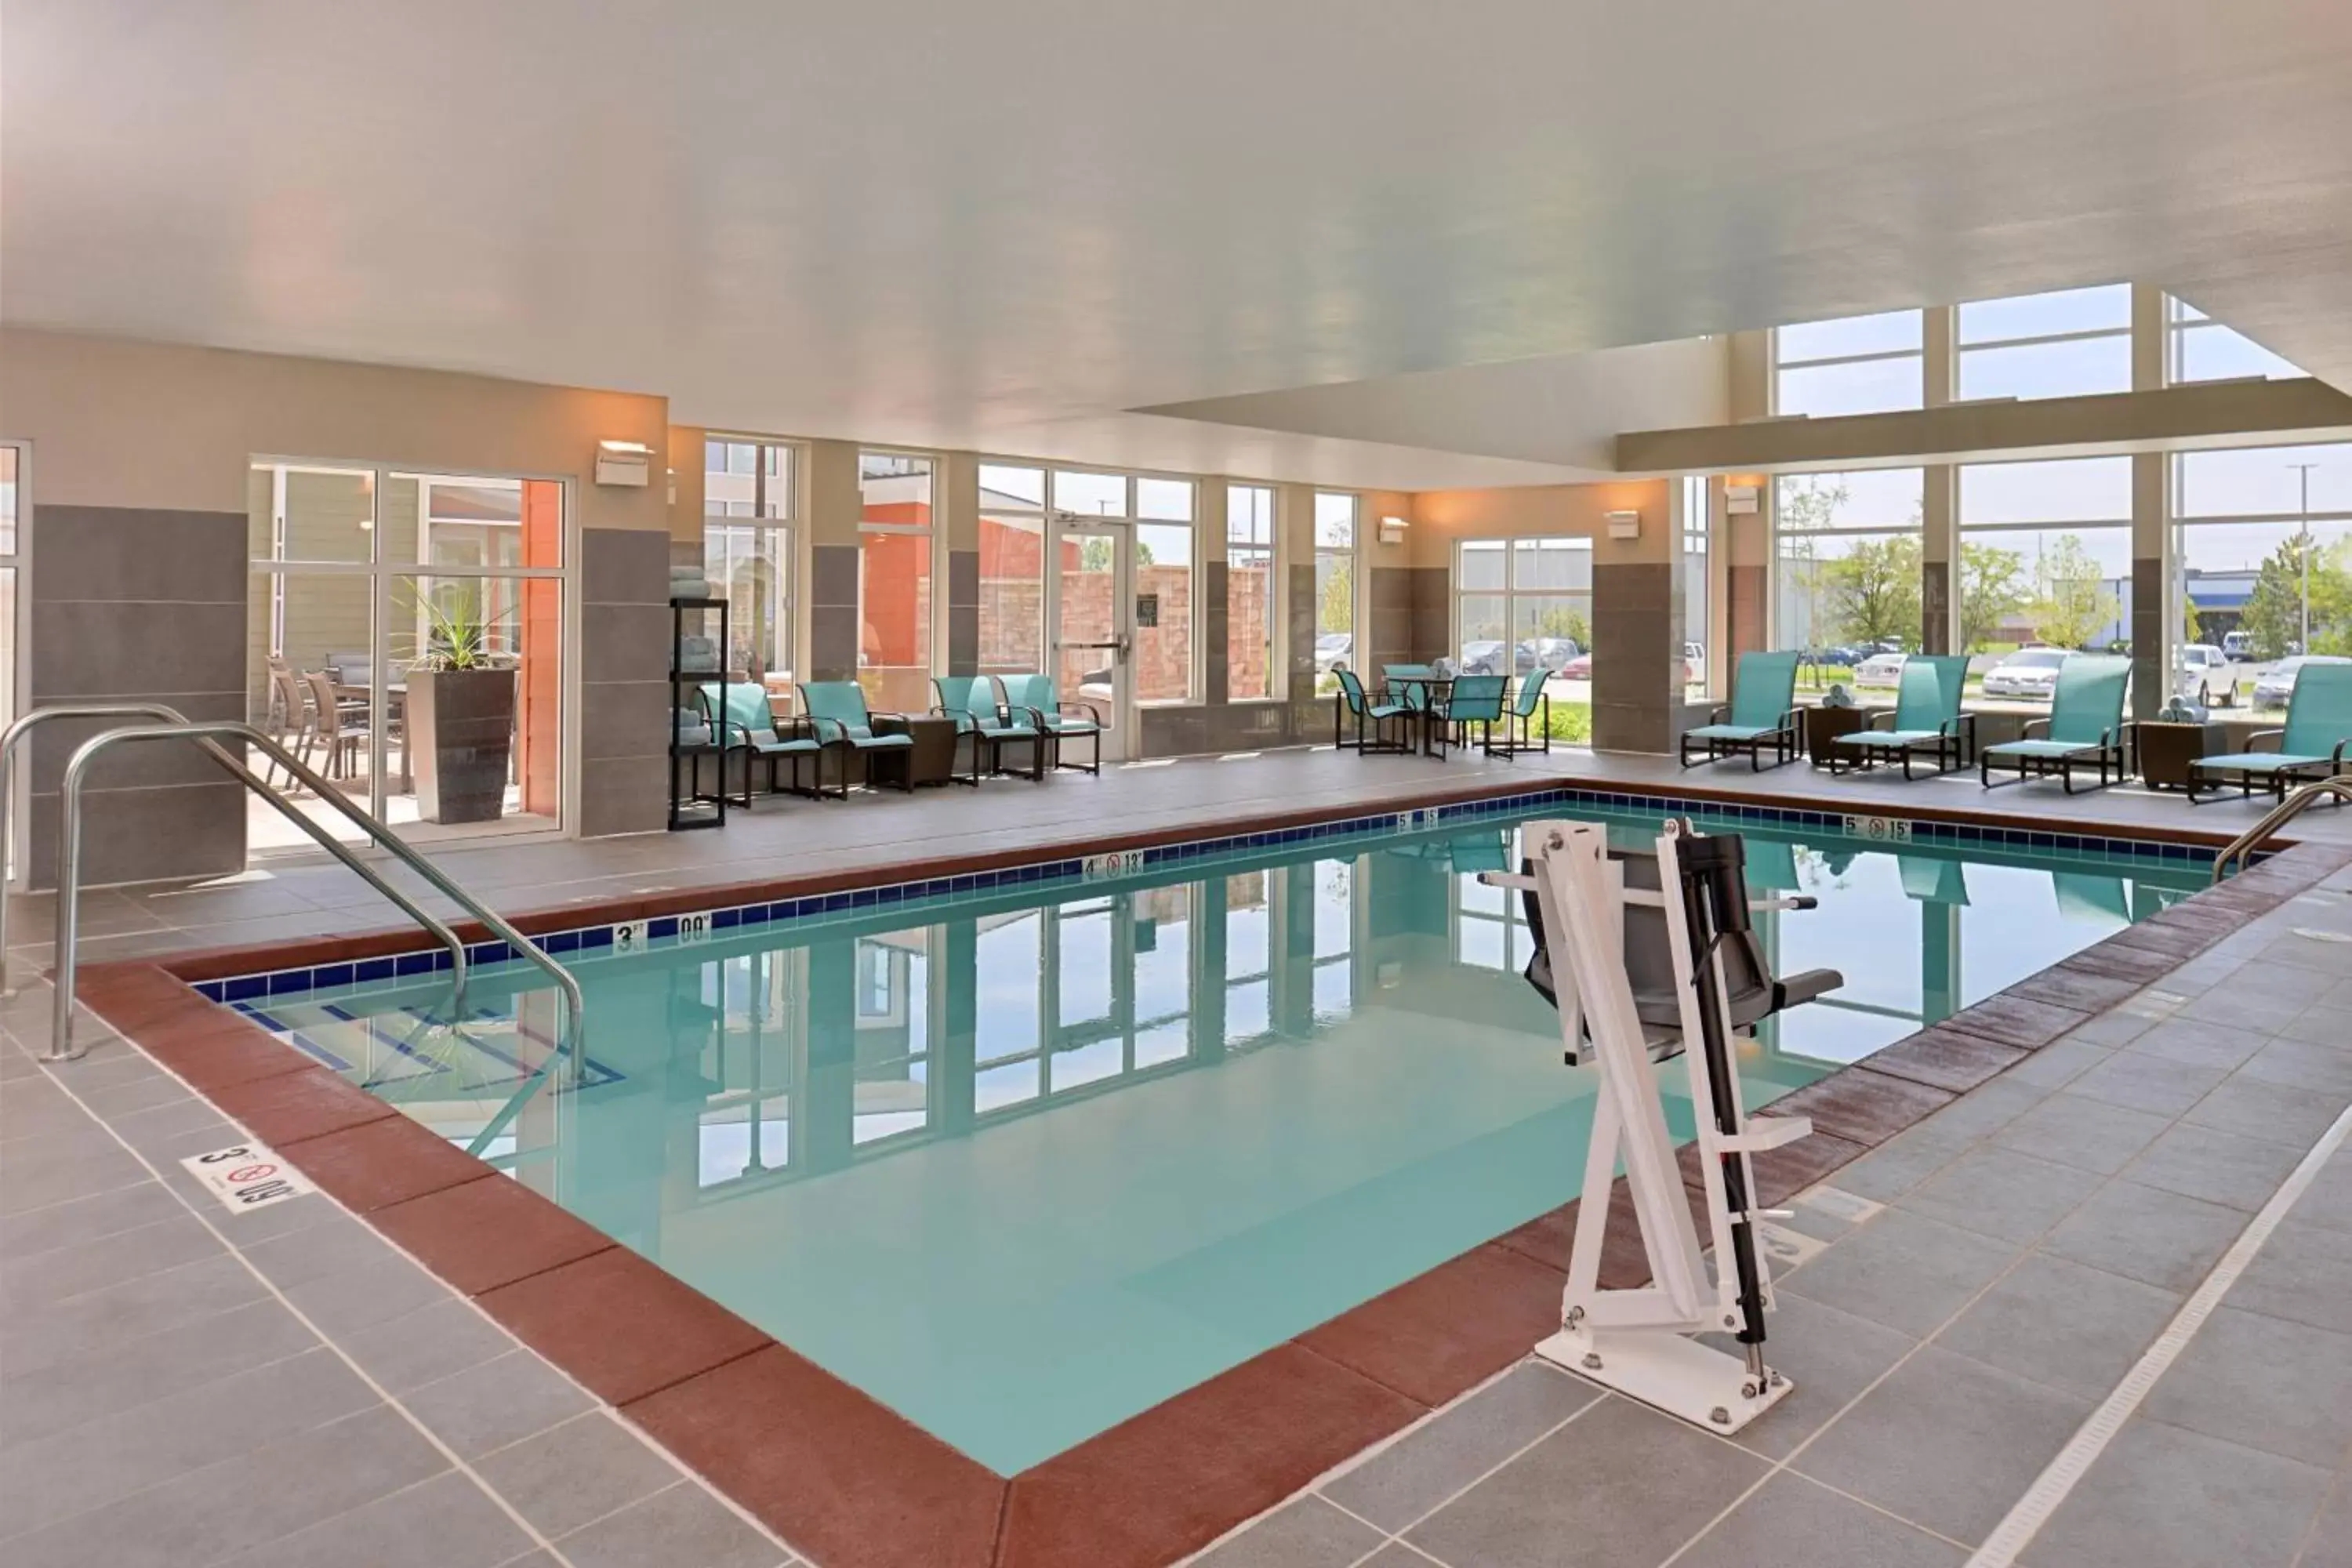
404 586 517 824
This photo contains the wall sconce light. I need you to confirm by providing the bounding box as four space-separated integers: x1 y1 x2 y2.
595 439 655 487
1380 515 1409 545
1725 483 1760 516
1605 509 1641 539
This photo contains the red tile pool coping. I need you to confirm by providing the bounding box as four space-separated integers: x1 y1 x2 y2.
66 782 2352 1568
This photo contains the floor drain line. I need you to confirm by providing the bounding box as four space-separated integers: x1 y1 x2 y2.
1965 1097 2352 1567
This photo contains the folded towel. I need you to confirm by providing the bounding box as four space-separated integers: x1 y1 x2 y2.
669 579 719 602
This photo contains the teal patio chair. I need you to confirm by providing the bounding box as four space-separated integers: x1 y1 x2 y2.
1489 673 1552 757
696 682 823 799
797 681 916 797
926 677 1007 785
1829 655 1975 779
1381 663 1436 713
1979 655 2130 793
1003 673 1103 775
1436 673 1508 757
1334 667 1412 753
2188 661 2352 804
1680 651 1802 770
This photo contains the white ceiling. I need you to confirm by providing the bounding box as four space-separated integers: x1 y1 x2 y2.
6 0 2352 488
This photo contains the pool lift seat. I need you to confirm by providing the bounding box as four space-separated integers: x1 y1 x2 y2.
1517 846 1843 1064
1478 819 1836 1435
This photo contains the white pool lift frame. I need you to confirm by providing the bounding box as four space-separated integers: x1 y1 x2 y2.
1482 818 1815 1435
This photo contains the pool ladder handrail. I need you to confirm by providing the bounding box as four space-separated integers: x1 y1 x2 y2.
39 717 586 1088
1 704 470 1006
2212 777 2352 883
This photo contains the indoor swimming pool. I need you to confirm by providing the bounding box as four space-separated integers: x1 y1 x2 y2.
216 803 2208 1474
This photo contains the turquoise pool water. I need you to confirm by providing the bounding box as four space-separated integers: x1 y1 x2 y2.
234 808 2203 1473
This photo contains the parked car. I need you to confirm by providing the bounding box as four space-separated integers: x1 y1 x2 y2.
1980 647 2072 700
1809 644 1869 670
1853 651 1908 689
2176 643 2232 706
1530 637 1581 671
2222 630 2254 661
1561 651 1595 680
1314 632 1352 674
2251 654 2352 711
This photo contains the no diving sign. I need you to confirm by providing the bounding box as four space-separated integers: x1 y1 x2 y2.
180 1142 315 1214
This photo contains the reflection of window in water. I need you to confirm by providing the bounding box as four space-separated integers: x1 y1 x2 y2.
1225 872 1272 1043
1315 861 1355 1016
854 932 929 1146
697 951 799 1187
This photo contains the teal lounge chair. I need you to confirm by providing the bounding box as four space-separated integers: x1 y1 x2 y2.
1829 655 1975 779
927 677 1012 784
1488 673 1552 757
1681 651 1802 770
1334 667 1411 753
1381 664 1436 713
797 681 916 797
1437 673 1508 757
696 682 822 799
2188 661 2352 803
1979 655 2130 793
1002 673 1103 775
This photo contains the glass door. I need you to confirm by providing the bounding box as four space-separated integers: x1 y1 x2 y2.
0 444 21 884
1048 520 1133 762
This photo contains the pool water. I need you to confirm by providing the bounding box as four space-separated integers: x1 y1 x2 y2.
239 808 2203 1473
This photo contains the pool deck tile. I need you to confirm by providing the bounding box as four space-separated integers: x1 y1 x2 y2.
998 1342 1424 1568
2059 938 2192 983
2003 963 2147 1014
122 1010 315 1092
368 1174 619 1295
1294 1240 1569 1408
200 1061 403 1145
1761 1066 1958 1149
475 1243 775 1407
1938 992 2094 1051
626 1342 1006 1568
278 1112 505 1214
1850 1025 2029 1095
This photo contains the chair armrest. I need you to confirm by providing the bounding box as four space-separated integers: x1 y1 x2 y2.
2023 718 2050 739
1778 707 1801 733
1060 700 1104 724
1867 711 1896 731
805 715 848 744
2248 728 2284 753
1708 703 1732 724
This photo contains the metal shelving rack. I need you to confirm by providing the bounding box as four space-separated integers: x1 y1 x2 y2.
670 596 733 829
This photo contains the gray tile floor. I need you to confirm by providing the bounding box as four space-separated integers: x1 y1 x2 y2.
0 991 801 1568
1190 869 2352 1568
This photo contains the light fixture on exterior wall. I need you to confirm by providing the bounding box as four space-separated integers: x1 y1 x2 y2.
1725 484 1760 516
594 439 655 487
1380 515 1409 545
1605 509 1641 539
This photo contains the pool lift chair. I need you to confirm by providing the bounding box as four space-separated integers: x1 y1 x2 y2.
1478 819 1840 1434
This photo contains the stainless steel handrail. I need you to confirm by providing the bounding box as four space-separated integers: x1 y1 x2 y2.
1 703 468 1004
49 722 584 1089
2212 777 2352 883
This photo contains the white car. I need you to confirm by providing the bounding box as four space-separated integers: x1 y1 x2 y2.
2175 644 2230 706
1853 651 1907 689
1980 647 2070 701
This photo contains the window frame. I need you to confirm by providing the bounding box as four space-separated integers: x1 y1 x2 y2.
1225 483 1280 703
1771 311 1926 418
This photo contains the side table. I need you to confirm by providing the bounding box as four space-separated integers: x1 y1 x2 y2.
873 713 971 787
1803 704 1869 765
2135 720 2224 792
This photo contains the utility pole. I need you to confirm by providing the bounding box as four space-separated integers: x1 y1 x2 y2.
2287 462 2321 654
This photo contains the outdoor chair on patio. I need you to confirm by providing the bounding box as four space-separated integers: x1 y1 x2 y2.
797 681 916 797
2188 661 2352 804
1334 667 1413 754
1488 673 1552 757
699 681 822 799
1679 651 1801 770
303 670 370 780
1001 674 1103 775
1828 655 1975 779
1436 673 1508 757
931 676 1028 782
1979 655 2131 794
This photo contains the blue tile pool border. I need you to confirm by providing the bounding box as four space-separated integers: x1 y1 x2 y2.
189 781 2235 1004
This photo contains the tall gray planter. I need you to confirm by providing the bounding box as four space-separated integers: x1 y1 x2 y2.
407 667 517 824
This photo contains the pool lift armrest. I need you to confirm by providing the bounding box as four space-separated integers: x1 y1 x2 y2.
1479 820 1817 1436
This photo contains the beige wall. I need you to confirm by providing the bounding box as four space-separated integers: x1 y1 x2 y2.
667 423 706 542
1 328 669 535
1409 478 1675 567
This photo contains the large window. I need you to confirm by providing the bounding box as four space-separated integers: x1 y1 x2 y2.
1773 469 1924 692
1957 284 2132 401
2167 298 2308 385
858 451 935 712
704 438 796 707
1681 474 1709 700
978 463 1046 677
1773 310 1925 417
2173 444 2352 709
1454 536 1593 719
1958 459 2133 678
1226 485 1276 701
1131 477 1195 706
1313 492 1359 695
